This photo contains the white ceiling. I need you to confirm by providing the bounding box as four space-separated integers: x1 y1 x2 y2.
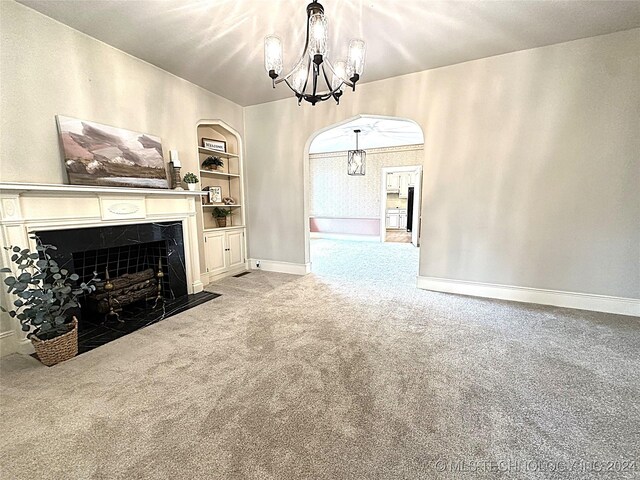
310 117 423 154
17 0 640 106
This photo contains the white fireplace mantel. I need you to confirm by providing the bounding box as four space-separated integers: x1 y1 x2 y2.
0 182 206 356
0 182 205 196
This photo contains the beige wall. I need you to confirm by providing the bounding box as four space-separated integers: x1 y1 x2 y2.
245 29 640 299
0 1 245 276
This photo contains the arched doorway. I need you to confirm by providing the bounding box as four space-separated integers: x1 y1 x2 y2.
303 115 425 282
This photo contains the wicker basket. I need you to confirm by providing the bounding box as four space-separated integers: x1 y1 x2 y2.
31 317 78 366
216 217 227 228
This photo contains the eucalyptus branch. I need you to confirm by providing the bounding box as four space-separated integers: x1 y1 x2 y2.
0 237 99 340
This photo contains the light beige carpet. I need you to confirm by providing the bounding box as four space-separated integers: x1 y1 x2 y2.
0 240 638 479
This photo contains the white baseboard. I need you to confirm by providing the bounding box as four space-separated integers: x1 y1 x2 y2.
310 232 380 242
201 263 249 285
0 330 17 357
416 276 640 317
249 259 311 275
191 280 204 294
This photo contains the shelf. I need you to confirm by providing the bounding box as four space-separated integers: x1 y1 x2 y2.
202 204 242 208
199 170 240 178
198 147 239 158
203 225 245 232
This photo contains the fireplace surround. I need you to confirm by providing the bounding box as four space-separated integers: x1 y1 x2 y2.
0 182 207 356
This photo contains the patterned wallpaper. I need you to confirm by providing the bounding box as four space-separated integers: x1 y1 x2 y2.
309 145 424 218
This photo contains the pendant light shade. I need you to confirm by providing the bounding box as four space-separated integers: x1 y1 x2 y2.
347 129 366 176
264 35 283 76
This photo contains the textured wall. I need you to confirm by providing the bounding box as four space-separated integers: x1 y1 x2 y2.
245 29 640 298
310 145 423 218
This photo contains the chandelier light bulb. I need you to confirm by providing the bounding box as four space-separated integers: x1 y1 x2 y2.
308 13 328 57
331 60 347 90
291 61 308 94
347 39 366 76
264 35 283 75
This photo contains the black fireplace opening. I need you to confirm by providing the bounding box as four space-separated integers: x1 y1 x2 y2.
35 222 220 355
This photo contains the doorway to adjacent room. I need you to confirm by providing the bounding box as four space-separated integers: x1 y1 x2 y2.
381 165 422 246
304 115 425 280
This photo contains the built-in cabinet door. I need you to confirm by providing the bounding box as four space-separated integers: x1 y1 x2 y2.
399 214 407 229
399 173 413 198
387 173 400 191
386 173 395 190
204 231 227 275
387 214 400 229
226 230 245 268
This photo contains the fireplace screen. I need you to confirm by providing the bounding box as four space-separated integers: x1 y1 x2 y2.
72 241 169 319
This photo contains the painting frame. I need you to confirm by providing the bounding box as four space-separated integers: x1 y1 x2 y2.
202 138 226 153
56 115 170 189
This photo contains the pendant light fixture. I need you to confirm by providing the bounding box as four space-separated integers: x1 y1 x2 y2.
264 1 366 106
347 129 365 176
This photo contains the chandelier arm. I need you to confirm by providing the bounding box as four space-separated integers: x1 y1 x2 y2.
320 64 334 92
282 78 299 94
323 58 355 89
276 10 312 86
311 63 319 98
302 91 334 104
277 1 314 85
301 57 312 95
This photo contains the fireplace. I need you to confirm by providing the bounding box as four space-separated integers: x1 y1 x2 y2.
0 183 210 357
34 222 218 353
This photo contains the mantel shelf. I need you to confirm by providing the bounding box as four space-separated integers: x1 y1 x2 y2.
197 147 239 159
0 182 206 196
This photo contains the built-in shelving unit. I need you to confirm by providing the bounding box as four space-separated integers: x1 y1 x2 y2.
196 121 247 284
202 204 242 208
197 147 239 158
199 170 240 179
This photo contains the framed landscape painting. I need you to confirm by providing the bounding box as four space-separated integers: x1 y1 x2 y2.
56 115 170 189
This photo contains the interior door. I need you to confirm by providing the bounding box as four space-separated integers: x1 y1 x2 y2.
204 231 227 275
226 230 245 268
411 169 422 247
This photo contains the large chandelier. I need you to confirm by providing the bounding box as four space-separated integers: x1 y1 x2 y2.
347 129 366 176
264 1 366 106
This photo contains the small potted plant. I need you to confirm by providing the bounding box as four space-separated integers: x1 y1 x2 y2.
0 238 98 366
212 207 232 228
183 172 199 191
201 156 224 171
